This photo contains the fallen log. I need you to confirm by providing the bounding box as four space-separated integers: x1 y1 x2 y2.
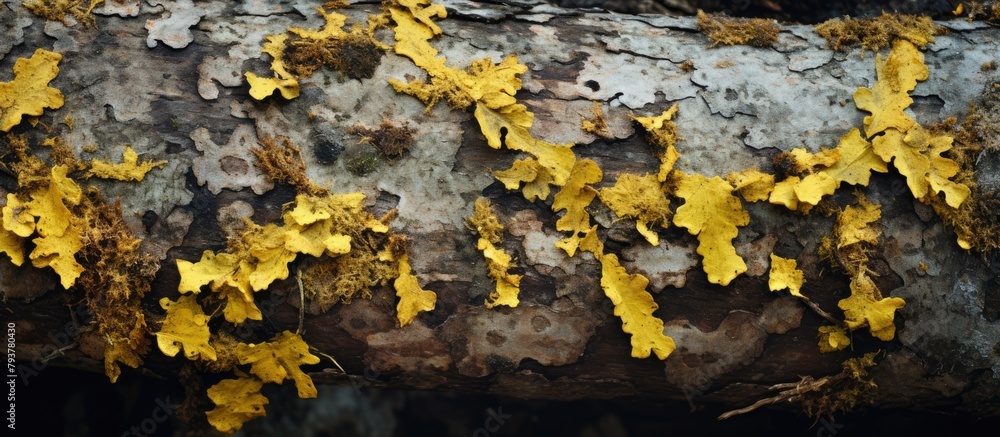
3 0 1000 433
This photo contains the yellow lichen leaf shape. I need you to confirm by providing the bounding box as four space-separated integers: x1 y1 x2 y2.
155 295 218 361
245 34 300 100
821 128 888 187
206 377 269 434
632 103 681 181
23 165 85 288
493 157 557 202
389 0 523 110
552 159 602 254
394 253 437 326
174 192 381 323
874 126 970 207
30 222 84 289
835 195 881 249
839 271 905 341
0 49 64 132
789 147 840 170
285 192 366 226
769 172 838 211
768 254 805 298
288 7 350 40
478 237 522 308
852 40 969 209
599 173 671 246
217 286 263 324
672 172 749 286
89 146 166 182
0 224 23 266
475 104 576 187
853 39 928 137
244 224 300 291
818 325 851 353
468 198 521 308
2 193 35 238
236 330 320 398
594 251 675 360
176 250 239 293
104 338 142 383
726 169 775 202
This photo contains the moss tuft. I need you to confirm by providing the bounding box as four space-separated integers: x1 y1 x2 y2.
285 27 384 81
251 135 325 195
348 119 415 161
697 9 779 47
814 13 941 53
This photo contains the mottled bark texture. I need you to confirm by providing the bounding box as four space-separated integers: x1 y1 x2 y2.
2 0 1000 416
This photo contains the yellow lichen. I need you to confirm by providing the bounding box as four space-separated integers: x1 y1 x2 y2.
672 172 749 286
88 146 166 182
393 252 437 326
245 34 300 100
552 159 602 256
206 377 269 434
0 49 64 132
599 173 671 246
632 104 681 182
467 198 521 308
235 331 320 398
155 295 217 361
580 234 675 360
768 254 805 299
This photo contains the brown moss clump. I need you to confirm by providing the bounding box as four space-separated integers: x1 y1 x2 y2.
961 2 1000 25
41 136 84 171
814 13 941 52
23 0 103 28
696 9 779 48
251 135 324 195
75 190 159 382
800 352 879 419
300 226 403 313
771 151 799 180
284 28 383 80
348 120 415 161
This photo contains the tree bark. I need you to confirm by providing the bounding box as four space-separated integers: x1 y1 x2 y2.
3 0 1000 417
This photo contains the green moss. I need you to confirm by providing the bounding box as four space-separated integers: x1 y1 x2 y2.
345 152 382 176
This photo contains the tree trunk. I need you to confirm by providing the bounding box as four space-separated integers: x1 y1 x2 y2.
3 0 1000 420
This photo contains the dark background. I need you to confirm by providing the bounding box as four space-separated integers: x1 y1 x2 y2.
14 365 1000 436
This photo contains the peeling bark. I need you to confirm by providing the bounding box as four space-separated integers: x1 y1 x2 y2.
3 0 1000 417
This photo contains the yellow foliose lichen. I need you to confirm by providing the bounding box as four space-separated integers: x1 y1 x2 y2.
393 252 437 326
768 254 805 299
155 295 217 361
89 146 166 182
599 173 671 246
236 330 320 398
245 34 300 100
468 198 521 308
0 49 64 132
672 172 749 286
206 377 269 434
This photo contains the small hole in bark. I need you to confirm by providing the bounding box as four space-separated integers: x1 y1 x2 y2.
584 80 600 91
